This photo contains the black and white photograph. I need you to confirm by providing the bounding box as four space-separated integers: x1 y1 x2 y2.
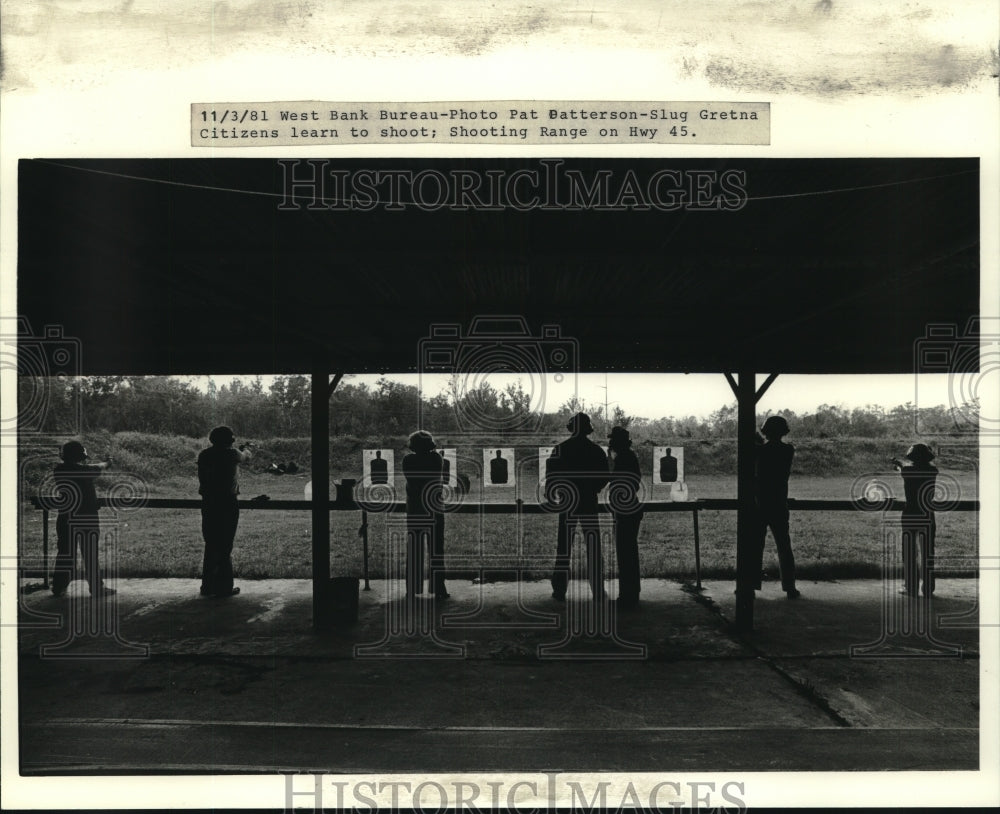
1 2 998 813
5 154 993 797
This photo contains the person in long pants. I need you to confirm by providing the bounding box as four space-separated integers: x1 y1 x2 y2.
402 430 448 601
892 443 938 597
547 412 611 601
608 426 644 609
197 426 252 598
755 415 799 599
51 440 114 598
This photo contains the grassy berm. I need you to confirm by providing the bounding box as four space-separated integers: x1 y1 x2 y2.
19 433 979 581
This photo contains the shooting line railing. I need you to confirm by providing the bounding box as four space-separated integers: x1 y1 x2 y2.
26 497 981 592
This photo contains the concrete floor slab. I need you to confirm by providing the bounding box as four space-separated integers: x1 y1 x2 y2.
14 577 982 774
771 657 980 729
19 658 832 732
700 579 980 658
20 722 977 774
17 578 750 660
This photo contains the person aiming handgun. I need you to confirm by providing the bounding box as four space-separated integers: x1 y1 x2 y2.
754 416 800 599
51 440 116 598
197 426 252 598
891 443 938 597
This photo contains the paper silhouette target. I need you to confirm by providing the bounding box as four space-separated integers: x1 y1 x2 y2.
537 446 554 488
440 448 457 488
653 446 684 484
363 449 394 485
484 448 514 487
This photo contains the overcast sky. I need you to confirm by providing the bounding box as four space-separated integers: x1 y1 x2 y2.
189 373 960 422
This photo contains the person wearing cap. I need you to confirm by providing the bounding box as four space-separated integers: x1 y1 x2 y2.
51 441 115 597
891 444 938 597
546 412 611 601
755 415 800 599
402 430 449 600
197 426 252 598
608 426 644 609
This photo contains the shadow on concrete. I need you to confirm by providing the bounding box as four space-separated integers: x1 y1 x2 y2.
16 577 979 773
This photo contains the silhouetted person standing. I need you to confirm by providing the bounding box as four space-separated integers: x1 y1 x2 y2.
51 441 115 597
198 426 251 598
490 449 509 485
402 430 448 600
892 444 938 597
659 448 678 483
608 427 644 609
547 413 610 601
755 416 799 598
370 450 389 485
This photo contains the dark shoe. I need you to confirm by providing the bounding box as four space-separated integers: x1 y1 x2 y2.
785 588 801 599
435 592 451 601
614 598 640 610
212 587 241 598
91 587 116 597
51 589 66 598
551 591 565 602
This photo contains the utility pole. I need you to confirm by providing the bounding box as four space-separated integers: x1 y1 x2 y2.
598 373 619 428
604 373 609 424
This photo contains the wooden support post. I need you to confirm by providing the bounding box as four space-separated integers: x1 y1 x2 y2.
361 509 371 591
42 508 49 589
692 507 702 590
734 367 757 632
311 358 331 630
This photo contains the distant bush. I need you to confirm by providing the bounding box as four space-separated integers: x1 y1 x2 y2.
18 431 977 498
112 432 204 482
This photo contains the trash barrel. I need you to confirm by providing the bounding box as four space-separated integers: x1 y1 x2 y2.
327 576 360 627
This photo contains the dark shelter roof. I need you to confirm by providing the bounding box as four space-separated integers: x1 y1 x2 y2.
17 158 978 375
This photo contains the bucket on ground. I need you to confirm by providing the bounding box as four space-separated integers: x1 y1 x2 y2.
323 576 359 627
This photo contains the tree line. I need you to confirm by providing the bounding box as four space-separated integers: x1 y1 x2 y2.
23 374 978 442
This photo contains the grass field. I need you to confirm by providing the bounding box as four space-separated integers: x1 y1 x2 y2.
19 470 980 582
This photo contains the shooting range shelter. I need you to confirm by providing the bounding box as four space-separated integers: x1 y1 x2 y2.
17 158 980 630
